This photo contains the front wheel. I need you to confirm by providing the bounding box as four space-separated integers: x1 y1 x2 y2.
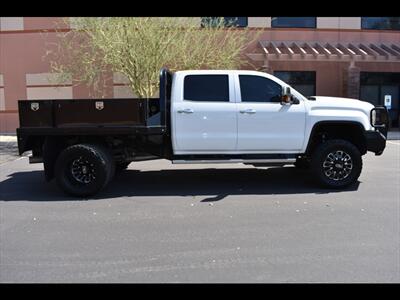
311 139 362 189
54 144 115 197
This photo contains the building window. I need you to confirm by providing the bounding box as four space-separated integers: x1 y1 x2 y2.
274 71 316 97
361 17 400 30
184 75 230 102
271 17 316 28
360 72 400 127
201 17 248 27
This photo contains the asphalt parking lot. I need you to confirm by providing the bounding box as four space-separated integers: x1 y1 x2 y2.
0 140 399 283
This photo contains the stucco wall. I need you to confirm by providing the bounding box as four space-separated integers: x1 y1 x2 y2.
0 17 399 133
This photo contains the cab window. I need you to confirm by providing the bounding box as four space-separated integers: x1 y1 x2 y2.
184 75 229 102
239 75 282 103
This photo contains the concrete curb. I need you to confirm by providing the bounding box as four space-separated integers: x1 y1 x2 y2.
0 136 17 142
387 131 400 140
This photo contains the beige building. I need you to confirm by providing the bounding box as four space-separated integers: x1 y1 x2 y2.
0 17 399 133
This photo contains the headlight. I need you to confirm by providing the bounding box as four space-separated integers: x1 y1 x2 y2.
370 107 389 128
371 109 376 126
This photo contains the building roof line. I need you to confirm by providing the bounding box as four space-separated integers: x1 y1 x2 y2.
255 41 400 63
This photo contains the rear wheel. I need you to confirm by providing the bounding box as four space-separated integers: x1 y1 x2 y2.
55 144 115 197
311 139 362 189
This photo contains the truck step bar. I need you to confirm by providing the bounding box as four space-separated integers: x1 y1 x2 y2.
172 158 296 164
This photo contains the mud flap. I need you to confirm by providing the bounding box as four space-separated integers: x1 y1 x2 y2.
43 137 65 181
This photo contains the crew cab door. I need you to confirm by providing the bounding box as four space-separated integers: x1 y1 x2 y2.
172 73 237 153
236 74 306 152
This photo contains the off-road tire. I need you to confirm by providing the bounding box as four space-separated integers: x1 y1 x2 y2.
55 144 115 197
311 139 362 189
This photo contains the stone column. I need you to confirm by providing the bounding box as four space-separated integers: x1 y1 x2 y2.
347 62 360 99
261 60 273 74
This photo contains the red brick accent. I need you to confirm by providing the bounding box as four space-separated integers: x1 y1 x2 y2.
347 65 361 99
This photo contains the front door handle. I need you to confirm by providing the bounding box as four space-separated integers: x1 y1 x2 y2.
177 108 194 114
239 109 256 114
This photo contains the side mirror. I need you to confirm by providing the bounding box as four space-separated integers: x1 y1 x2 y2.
281 86 292 105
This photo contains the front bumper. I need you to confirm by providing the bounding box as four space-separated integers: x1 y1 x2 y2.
364 130 386 156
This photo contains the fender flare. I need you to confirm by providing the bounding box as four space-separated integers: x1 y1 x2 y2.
304 121 366 155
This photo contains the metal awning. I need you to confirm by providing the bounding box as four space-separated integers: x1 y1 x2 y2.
247 41 400 63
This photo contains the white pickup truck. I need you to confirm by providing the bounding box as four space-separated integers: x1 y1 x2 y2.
17 68 389 196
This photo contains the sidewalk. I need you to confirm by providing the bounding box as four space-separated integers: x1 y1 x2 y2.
0 135 19 164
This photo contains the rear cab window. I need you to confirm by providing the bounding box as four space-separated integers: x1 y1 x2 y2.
184 75 230 102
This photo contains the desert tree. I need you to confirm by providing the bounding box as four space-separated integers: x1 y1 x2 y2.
45 17 260 99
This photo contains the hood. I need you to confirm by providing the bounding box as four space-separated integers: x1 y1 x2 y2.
307 96 374 114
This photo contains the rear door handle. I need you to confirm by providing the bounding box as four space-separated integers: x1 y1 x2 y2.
239 109 256 114
177 108 194 114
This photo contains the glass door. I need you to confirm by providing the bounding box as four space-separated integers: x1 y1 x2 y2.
360 85 380 106
360 72 400 128
381 85 399 128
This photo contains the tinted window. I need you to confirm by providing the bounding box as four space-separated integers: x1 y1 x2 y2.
239 75 282 103
223 17 248 27
271 17 316 28
360 85 380 106
360 72 400 128
201 17 248 27
360 72 400 85
361 17 400 30
184 75 229 102
274 71 316 97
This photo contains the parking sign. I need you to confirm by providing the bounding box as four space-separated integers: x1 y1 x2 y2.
384 95 392 109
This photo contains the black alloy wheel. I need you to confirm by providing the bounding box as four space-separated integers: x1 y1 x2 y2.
55 144 115 197
311 139 362 189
